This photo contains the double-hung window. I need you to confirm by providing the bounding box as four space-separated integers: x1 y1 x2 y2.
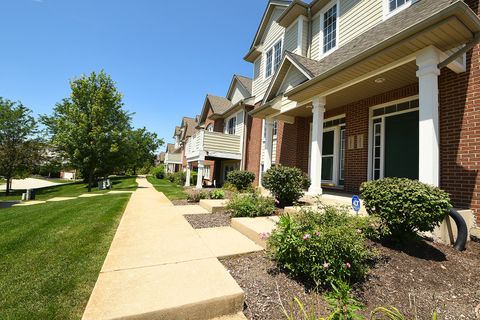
321 2 338 55
265 39 282 78
227 117 236 135
385 0 411 18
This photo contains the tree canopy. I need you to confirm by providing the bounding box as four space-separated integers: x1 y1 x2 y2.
0 98 40 195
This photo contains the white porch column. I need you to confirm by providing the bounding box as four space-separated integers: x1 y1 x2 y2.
308 96 326 194
416 46 441 187
185 163 191 187
263 119 274 172
196 160 204 189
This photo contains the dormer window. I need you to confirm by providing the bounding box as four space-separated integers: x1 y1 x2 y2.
321 2 338 55
265 39 283 78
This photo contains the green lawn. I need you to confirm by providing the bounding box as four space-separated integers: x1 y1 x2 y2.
147 176 187 200
0 176 138 201
0 194 131 319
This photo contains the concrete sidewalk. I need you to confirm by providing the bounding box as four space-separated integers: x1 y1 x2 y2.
83 176 244 320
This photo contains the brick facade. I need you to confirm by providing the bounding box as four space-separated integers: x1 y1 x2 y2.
245 108 263 185
438 0 480 222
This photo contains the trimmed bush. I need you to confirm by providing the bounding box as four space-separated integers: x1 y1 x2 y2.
226 170 255 192
172 171 186 185
209 189 226 200
360 178 451 238
150 165 165 179
267 206 374 286
226 192 276 217
187 189 209 202
262 166 311 207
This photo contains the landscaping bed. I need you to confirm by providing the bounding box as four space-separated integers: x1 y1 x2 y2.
220 240 480 320
184 212 231 229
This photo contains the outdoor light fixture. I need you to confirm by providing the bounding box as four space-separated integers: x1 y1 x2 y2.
374 77 386 84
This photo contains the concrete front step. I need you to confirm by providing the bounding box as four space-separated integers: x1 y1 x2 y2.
231 216 279 249
196 227 263 258
199 199 229 213
83 258 244 320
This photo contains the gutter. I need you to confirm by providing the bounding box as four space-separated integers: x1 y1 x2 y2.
438 32 480 69
286 0 480 98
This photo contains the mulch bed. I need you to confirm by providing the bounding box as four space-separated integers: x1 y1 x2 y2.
184 212 232 229
171 200 196 206
220 241 480 320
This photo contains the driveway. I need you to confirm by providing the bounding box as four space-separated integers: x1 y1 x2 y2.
0 178 62 191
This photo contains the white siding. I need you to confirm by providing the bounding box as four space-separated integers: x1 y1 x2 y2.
230 85 249 105
302 19 308 56
253 57 261 81
310 14 321 60
252 7 286 104
278 66 309 95
284 21 298 53
224 110 244 139
339 0 382 46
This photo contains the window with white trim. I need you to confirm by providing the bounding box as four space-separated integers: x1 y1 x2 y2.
388 0 410 12
273 121 278 137
227 117 236 135
265 39 282 78
204 165 211 180
206 124 213 132
321 2 338 55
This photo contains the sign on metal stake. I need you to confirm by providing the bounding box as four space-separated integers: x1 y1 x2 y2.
352 195 361 215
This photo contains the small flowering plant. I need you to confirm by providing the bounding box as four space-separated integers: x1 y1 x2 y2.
267 206 375 287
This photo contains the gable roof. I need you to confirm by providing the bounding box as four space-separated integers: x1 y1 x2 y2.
277 0 309 27
173 126 181 138
226 75 253 100
180 117 198 140
263 0 480 103
166 143 175 153
198 94 233 125
244 0 291 62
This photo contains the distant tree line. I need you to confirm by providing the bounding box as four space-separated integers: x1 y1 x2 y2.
0 70 163 195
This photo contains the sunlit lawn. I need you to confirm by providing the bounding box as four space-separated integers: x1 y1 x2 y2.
0 194 132 319
146 176 187 200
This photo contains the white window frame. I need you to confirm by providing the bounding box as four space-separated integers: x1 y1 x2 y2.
367 96 419 181
264 38 283 80
206 124 213 132
383 0 412 20
319 0 339 58
204 165 211 180
227 116 236 135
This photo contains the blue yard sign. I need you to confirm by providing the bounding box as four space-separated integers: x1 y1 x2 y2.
352 195 361 215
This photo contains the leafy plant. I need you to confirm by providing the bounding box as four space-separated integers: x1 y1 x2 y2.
371 306 438 320
150 165 165 179
226 192 276 217
360 178 451 238
226 170 255 192
262 166 310 207
268 206 374 286
173 171 186 186
209 189 226 199
186 189 209 202
166 173 175 183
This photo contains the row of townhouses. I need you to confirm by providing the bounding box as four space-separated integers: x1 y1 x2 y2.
165 0 480 225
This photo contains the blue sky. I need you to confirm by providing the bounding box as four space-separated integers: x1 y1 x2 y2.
0 0 268 148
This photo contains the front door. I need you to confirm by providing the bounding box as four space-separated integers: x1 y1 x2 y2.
384 111 419 179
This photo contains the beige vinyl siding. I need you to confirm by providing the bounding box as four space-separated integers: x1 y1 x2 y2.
284 21 298 53
253 58 261 80
310 14 321 60
224 111 244 139
278 66 309 95
230 84 249 105
252 7 286 104
204 132 241 154
339 0 383 46
302 19 308 56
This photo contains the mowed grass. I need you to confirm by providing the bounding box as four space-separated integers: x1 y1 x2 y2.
0 176 138 201
146 176 187 200
0 194 131 319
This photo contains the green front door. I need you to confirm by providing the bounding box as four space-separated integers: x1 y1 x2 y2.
384 111 419 179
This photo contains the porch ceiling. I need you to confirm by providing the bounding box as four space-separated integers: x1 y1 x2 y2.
287 15 474 103
279 62 418 118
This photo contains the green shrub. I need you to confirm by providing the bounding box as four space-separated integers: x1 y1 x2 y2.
360 178 451 238
173 171 186 185
262 166 310 207
222 181 238 192
226 170 255 192
150 165 165 179
210 189 226 200
166 173 175 183
267 206 374 286
187 189 209 202
226 192 275 217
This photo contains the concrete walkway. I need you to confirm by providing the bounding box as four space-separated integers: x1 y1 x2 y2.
83 176 245 320
0 177 62 190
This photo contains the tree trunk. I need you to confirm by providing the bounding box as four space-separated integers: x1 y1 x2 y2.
5 177 11 196
133 167 137 175
88 171 93 192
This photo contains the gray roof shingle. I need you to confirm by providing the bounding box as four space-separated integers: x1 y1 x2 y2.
207 95 233 114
